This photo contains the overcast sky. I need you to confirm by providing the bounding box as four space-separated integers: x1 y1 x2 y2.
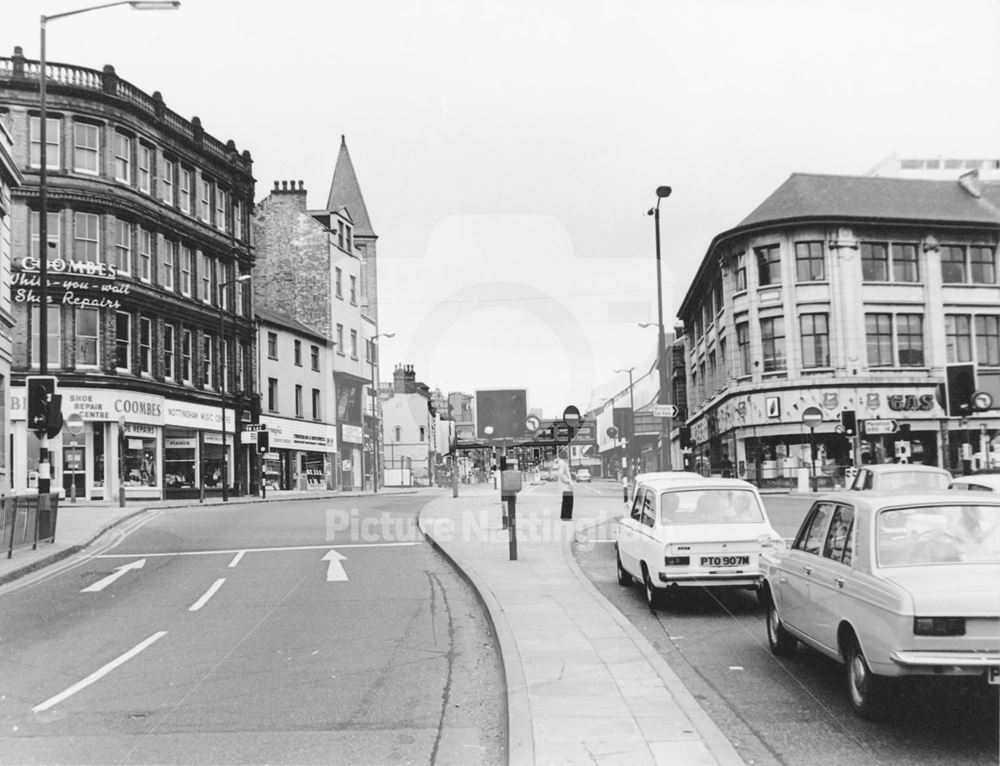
4 0 999 417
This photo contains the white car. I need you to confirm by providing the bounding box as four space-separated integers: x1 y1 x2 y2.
628 470 702 502
848 463 951 492
615 476 785 608
950 474 1000 492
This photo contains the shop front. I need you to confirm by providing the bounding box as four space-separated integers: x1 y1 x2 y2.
339 423 363 490
258 416 337 491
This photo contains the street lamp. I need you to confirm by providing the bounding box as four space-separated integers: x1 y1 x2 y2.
35 0 180 495
613 367 636 481
646 185 673 470
217 273 251 502
369 332 395 492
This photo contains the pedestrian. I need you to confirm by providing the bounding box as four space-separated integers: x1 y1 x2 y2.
558 448 574 520
622 471 629 503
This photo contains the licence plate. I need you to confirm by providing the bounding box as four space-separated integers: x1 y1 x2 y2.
989 667 1000 685
701 555 750 567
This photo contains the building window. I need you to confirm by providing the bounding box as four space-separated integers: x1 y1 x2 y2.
180 246 192 296
137 142 152 194
114 220 131 274
734 252 746 292
350 275 357 305
137 227 152 282
896 314 924 366
865 313 893 367
30 211 61 259
800 313 829 369
161 240 175 289
891 243 919 283
295 385 303 417
179 167 192 214
75 308 99 367
336 324 344 354
199 178 212 223
73 122 100 174
971 246 997 285
941 246 966 283
30 306 61 368
350 329 358 359
268 377 278 412
30 116 60 169
312 388 321 420
181 329 192 383
233 199 243 241
294 340 302 366
161 157 175 205
200 253 212 303
216 261 229 308
394 426 402 442
755 245 781 287
976 315 1000 366
946 315 973 363
201 334 213 388
220 338 229 393
114 132 131 183
759 316 786 372
215 188 227 232
267 332 278 359
794 241 825 282
139 316 151 375
73 212 100 263
335 267 343 299
163 324 175 381
861 243 889 282
311 344 320 371
115 311 131 371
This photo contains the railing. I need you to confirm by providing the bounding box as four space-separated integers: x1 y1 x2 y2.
1 494 60 559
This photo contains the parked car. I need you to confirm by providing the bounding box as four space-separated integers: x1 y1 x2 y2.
575 468 592 482
761 491 1000 719
950 474 1000 492
616 476 784 609
848 463 951 492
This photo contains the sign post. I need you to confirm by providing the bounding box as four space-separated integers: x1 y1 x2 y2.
802 407 823 493
65 412 84 503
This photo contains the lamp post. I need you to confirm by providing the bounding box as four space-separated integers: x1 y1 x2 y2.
218 273 251 502
368 332 395 493
613 367 636 480
646 186 673 470
35 0 180 495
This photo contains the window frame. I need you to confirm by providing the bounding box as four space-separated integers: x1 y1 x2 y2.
30 115 61 170
113 131 131 184
163 323 175 381
75 307 100 368
794 241 825 282
799 313 830 369
114 219 132 275
73 212 100 263
137 227 153 282
73 121 100 175
759 315 786 372
755 244 781 287
115 311 132 372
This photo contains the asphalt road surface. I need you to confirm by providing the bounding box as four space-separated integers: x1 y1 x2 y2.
0 492 505 766
573 481 1000 766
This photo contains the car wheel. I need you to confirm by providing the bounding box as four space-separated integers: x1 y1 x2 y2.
765 599 797 656
616 551 632 586
845 637 888 720
642 567 663 610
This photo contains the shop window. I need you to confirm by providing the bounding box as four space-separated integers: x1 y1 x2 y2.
164 431 196 489
122 433 157 488
304 453 327 489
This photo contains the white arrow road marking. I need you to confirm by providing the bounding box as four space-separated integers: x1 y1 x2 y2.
32 631 167 713
190 578 226 611
322 549 348 581
80 559 146 592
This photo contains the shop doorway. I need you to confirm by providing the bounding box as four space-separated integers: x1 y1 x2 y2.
63 443 85 498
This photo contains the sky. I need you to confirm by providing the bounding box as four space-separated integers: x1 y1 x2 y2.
4 0 999 418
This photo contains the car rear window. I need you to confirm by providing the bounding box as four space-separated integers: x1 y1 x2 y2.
878 471 950 492
659 489 765 524
877 504 1000 566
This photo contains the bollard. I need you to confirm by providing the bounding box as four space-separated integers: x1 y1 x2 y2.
504 493 517 560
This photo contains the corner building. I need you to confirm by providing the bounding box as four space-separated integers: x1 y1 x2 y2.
0 48 256 500
678 172 1000 487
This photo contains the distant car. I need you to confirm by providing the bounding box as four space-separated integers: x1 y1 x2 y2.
616 476 784 609
950 474 1000 492
848 463 951 492
575 468 591 482
761 491 1000 720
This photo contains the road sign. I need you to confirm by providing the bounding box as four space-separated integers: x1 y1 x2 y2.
652 404 678 418
863 419 898 435
802 406 823 428
244 423 266 432
65 412 84 435
562 405 582 428
525 415 540 432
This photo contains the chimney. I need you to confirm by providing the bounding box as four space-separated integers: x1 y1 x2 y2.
959 169 982 198
393 363 407 393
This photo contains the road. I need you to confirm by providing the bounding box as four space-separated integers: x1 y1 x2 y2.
571 479 999 766
0 492 504 766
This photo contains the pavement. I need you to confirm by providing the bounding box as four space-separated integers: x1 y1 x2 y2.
0 483 746 766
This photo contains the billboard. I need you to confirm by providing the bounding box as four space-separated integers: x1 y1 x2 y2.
475 389 527 440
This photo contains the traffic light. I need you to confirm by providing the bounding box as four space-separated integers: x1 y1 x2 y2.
27 376 57 434
257 429 269 452
945 363 976 417
840 409 857 436
679 425 692 449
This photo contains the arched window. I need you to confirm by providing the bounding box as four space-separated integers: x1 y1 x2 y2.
394 426 402 442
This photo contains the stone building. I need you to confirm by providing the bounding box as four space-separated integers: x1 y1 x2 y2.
0 117 22 491
381 364 435 485
0 47 256 500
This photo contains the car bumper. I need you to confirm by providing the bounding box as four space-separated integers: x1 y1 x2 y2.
657 572 763 587
889 650 1000 676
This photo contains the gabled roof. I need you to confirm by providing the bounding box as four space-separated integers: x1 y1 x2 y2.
738 173 1000 229
326 135 375 237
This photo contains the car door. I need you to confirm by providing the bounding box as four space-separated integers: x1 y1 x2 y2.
806 503 856 654
775 502 835 640
636 489 661 572
618 488 646 576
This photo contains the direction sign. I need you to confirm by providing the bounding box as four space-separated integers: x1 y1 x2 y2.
863 419 898 435
652 404 678 418
802 406 823 428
